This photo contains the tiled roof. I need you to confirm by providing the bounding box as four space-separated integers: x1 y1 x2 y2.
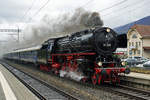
131 24 150 37
143 47 150 50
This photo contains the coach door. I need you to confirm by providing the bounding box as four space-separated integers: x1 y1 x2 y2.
47 42 54 63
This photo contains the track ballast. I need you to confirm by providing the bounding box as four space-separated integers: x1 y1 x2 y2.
1 61 79 100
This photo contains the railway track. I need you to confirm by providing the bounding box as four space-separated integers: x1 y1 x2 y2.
2 60 150 100
80 82 150 100
1 62 79 100
70 75 150 100
110 85 150 100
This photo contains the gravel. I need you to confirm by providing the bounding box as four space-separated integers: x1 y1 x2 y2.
2 60 128 100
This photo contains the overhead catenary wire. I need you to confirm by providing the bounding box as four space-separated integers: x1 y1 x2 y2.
64 0 94 15
20 0 36 22
97 0 128 12
102 0 147 17
104 1 150 28
80 0 94 8
28 0 51 22
104 0 149 20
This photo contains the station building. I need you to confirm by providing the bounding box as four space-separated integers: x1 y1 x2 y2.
127 24 150 58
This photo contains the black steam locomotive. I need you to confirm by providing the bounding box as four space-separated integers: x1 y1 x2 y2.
4 27 129 85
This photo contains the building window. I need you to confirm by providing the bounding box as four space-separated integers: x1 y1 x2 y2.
132 42 134 46
134 50 136 55
132 34 137 38
129 50 132 55
138 50 140 54
136 42 138 48
129 42 131 46
139 42 141 47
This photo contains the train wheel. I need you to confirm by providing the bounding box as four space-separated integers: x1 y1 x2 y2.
98 75 102 85
81 77 87 83
54 70 59 75
111 72 117 85
92 73 98 85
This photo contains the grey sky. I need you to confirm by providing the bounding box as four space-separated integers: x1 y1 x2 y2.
0 0 149 28
0 0 149 55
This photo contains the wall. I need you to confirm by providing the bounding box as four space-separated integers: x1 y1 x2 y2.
127 29 142 57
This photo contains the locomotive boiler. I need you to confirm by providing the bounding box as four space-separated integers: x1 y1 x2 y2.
55 27 117 55
4 26 130 85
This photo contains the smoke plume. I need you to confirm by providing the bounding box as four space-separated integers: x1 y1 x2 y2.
2 8 103 55
23 8 103 46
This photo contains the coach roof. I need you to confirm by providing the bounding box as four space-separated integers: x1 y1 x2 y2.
10 45 42 53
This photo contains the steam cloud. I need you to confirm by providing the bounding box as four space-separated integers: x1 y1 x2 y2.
2 8 103 56
23 8 103 46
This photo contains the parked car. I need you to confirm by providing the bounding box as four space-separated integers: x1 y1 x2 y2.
140 57 149 63
125 56 149 67
143 61 150 67
126 58 138 66
130 56 149 64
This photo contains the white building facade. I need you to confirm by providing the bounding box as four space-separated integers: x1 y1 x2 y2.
127 24 150 58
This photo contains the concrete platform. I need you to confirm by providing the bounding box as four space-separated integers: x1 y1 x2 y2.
125 72 150 80
120 72 150 90
0 64 39 100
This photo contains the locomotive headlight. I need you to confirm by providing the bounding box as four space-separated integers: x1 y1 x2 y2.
106 28 110 32
98 61 102 66
121 61 126 66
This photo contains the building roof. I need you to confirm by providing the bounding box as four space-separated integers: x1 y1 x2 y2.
131 24 150 37
143 47 150 50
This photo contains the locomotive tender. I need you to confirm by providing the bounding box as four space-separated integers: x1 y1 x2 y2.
4 27 130 85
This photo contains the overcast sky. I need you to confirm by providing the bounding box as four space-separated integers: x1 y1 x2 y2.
0 0 150 55
0 0 149 28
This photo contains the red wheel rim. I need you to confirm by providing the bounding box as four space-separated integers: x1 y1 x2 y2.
92 74 97 85
81 78 87 83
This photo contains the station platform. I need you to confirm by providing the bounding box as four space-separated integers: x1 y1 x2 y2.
120 72 150 91
125 72 150 80
0 64 39 100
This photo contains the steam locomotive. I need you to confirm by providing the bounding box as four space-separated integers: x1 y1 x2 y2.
4 27 130 85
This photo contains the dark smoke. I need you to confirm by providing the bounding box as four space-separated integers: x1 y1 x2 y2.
3 8 103 53
23 8 103 46
80 11 103 27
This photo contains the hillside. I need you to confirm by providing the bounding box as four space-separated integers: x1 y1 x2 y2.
114 16 150 34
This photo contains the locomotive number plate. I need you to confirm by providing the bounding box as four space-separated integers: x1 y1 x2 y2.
103 43 111 47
